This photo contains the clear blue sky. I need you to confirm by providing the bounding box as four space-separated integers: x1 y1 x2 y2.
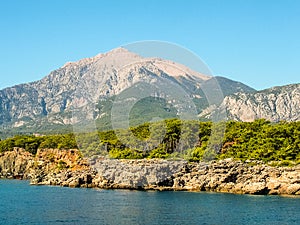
1 0 299 90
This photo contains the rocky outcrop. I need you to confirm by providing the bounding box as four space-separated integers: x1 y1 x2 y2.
0 148 35 179
0 148 86 179
30 148 93 187
172 159 300 195
1 149 300 195
90 159 187 190
31 157 300 195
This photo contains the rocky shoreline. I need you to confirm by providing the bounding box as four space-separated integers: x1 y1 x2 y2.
1 148 300 195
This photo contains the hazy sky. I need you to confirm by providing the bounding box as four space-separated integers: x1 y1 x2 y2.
0 0 299 90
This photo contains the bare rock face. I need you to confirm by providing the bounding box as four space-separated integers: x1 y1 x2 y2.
0 148 88 181
0 148 35 179
90 159 187 189
222 84 300 122
172 159 300 195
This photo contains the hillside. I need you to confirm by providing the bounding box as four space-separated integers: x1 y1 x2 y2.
223 83 300 122
0 48 255 137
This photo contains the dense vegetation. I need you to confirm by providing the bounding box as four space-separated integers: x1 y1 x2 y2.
0 119 299 165
0 134 77 155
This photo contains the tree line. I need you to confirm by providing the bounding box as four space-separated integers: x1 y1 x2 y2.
0 119 299 165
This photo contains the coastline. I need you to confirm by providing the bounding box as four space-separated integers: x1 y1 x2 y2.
1 148 300 195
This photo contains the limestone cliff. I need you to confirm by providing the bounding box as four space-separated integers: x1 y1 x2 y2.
1 149 300 195
0 148 35 179
0 148 87 179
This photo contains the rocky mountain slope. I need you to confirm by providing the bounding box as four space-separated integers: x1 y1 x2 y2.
222 83 300 122
1 47 298 137
0 48 255 136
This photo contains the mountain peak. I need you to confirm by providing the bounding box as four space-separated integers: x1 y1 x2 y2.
61 47 140 69
0 46 267 136
106 47 131 54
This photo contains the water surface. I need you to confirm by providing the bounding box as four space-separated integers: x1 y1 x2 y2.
0 179 299 225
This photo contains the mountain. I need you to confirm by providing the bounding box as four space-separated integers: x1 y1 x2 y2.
202 76 256 97
221 83 300 122
0 48 256 137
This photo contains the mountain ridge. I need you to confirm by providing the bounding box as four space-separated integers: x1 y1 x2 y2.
0 48 298 137
222 83 300 122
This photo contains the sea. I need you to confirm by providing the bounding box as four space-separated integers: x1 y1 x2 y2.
0 179 299 225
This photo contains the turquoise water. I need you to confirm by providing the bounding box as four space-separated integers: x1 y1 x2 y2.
0 180 299 225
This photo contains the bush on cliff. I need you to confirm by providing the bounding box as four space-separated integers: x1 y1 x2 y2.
108 148 145 159
0 134 78 154
0 135 42 154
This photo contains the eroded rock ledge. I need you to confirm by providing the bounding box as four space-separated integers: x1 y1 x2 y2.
1 148 300 195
